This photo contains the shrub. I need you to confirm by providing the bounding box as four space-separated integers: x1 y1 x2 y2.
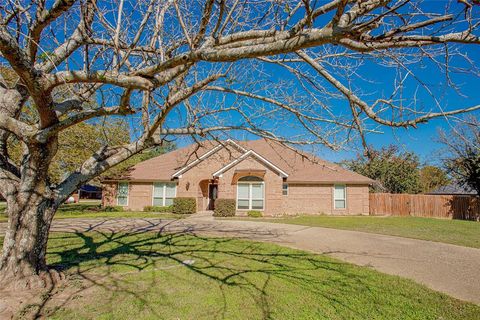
143 205 173 213
247 210 262 218
172 197 196 214
86 205 103 212
213 199 236 217
103 206 124 212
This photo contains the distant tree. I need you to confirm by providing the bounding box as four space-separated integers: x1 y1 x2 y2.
344 146 422 194
439 117 480 195
419 166 450 193
8 119 131 184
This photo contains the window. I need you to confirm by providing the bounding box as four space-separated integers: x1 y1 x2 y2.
117 182 129 206
334 185 346 209
153 182 177 206
282 183 288 196
237 176 264 210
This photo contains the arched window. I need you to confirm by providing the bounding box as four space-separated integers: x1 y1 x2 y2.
237 176 264 210
238 176 263 182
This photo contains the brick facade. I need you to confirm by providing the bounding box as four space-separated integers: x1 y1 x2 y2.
102 144 370 216
281 184 369 215
102 182 117 207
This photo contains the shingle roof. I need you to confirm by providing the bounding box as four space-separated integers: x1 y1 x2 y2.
106 139 374 184
427 183 477 195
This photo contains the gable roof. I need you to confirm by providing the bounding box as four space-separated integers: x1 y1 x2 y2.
106 138 374 184
212 149 289 178
171 139 246 178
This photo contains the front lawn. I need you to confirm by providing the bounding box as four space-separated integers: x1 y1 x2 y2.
0 202 186 222
237 216 480 248
1 232 477 319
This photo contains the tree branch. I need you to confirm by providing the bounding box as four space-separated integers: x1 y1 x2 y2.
297 50 480 127
0 25 35 88
28 0 76 60
49 65 188 90
0 113 37 142
37 90 134 141
36 0 95 72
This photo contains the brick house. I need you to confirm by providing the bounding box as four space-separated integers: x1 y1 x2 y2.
102 139 373 216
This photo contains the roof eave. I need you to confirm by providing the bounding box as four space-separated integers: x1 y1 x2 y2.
212 149 289 178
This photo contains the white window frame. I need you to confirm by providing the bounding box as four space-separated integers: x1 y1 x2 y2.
282 183 288 196
152 182 177 206
117 182 129 206
237 181 265 210
333 184 347 209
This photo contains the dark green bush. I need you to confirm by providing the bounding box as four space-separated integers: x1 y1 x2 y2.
247 210 263 218
143 205 173 213
213 199 236 217
172 198 196 214
103 206 124 212
59 203 101 213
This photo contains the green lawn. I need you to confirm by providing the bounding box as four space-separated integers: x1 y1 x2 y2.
0 232 475 319
236 216 480 248
0 202 186 222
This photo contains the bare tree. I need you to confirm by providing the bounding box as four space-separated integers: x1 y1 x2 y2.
439 116 480 194
0 0 479 287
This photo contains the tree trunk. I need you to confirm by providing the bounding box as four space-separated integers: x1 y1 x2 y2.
0 127 63 288
0 192 63 289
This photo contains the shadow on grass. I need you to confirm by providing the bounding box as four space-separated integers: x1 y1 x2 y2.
28 225 380 320
17 220 479 320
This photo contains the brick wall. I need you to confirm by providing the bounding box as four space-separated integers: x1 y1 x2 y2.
280 184 369 215
127 182 154 210
102 181 153 211
102 182 117 207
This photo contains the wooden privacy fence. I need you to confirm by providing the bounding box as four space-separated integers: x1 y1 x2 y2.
369 193 480 220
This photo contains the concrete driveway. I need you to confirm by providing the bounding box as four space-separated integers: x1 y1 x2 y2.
1 215 479 305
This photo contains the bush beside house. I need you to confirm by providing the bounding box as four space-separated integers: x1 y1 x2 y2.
213 199 236 217
247 210 263 218
103 206 124 212
172 197 196 214
143 205 173 213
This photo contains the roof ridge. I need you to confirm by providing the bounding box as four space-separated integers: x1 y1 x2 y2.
112 138 373 184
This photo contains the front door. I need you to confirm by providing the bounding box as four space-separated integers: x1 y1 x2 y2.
208 184 218 210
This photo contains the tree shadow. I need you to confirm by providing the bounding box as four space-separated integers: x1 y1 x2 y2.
17 216 474 320
21 225 387 320
449 196 480 221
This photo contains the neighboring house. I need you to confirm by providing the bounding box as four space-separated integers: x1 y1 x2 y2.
102 139 373 216
426 183 478 196
78 184 103 199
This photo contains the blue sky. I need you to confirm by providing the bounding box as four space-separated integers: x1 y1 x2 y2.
172 41 480 166
81 1 480 166
331 42 480 165
164 2 480 165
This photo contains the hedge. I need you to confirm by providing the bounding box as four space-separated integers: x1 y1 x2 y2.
143 205 173 213
172 197 196 214
103 206 124 212
247 210 263 218
213 199 236 217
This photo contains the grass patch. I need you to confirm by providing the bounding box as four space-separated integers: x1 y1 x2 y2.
236 215 480 248
14 232 475 319
0 202 186 222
